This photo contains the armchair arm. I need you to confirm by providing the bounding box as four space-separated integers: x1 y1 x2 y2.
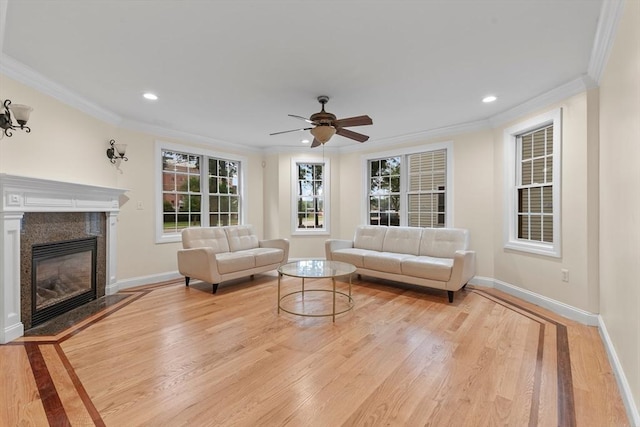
447 250 476 290
259 239 290 264
325 239 353 260
177 247 221 284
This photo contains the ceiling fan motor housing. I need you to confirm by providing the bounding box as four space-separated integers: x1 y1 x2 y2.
311 95 336 125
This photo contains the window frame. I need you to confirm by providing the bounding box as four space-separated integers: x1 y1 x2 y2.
361 142 453 227
155 141 247 244
291 157 330 236
503 108 562 257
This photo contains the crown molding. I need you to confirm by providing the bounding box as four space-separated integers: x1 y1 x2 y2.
488 75 597 128
587 0 626 84
0 54 123 125
338 119 492 154
262 143 341 155
119 118 261 154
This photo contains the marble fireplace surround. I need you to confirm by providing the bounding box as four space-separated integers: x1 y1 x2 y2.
0 174 127 343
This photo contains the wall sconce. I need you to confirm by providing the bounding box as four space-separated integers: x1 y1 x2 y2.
106 139 128 163
0 99 33 137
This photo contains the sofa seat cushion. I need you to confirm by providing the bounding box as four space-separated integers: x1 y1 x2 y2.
241 247 284 267
363 252 415 274
216 252 256 274
331 248 371 268
401 256 454 281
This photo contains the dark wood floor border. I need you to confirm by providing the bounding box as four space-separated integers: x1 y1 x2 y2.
25 343 71 427
472 288 577 427
528 322 545 427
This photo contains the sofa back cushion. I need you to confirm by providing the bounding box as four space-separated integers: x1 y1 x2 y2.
225 225 259 252
382 226 421 255
419 228 469 258
353 226 387 251
182 227 230 253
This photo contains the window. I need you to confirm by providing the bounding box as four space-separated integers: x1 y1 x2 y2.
369 157 400 226
504 109 561 257
156 142 244 243
365 143 452 227
292 159 329 234
162 151 202 233
208 159 240 227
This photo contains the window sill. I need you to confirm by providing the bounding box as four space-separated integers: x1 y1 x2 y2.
156 234 182 244
504 240 560 258
292 230 330 236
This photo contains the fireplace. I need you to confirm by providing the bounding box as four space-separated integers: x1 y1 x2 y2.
31 237 97 326
0 174 127 343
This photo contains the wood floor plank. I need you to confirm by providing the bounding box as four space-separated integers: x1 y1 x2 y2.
2 279 631 426
0 345 49 426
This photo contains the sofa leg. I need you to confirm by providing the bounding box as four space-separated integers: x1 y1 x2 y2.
250 274 254 280
447 291 454 303
462 282 468 290
212 283 219 294
185 277 190 287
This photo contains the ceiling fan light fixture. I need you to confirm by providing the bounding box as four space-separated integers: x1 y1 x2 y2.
310 125 336 144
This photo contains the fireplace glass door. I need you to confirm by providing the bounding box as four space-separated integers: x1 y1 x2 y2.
32 237 97 325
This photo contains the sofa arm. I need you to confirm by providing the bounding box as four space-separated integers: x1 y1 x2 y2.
447 250 476 290
259 239 290 264
177 247 221 284
325 239 353 260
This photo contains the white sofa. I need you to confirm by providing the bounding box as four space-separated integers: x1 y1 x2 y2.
325 225 475 302
177 225 289 293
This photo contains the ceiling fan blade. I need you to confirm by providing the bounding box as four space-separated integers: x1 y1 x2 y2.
336 127 369 143
288 114 315 124
334 115 373 128
269 127 312 136
310 138 322 148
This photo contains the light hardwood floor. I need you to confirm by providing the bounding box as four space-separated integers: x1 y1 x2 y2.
0 274 630 426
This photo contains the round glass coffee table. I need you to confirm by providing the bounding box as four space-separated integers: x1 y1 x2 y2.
277 260 356 322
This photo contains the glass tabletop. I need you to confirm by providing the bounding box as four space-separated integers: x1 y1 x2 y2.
278 260 356 279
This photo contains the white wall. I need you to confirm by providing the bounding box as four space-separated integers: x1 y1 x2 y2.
599 0 640 414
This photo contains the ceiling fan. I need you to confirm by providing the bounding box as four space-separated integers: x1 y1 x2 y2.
270 96 373 148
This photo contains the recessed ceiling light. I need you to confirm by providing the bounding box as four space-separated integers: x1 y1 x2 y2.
301 139 310 144
143 93 158 101
482 95 497 103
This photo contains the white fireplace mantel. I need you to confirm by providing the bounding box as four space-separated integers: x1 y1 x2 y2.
0 174 127 343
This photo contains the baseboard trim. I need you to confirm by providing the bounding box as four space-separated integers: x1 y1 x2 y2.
598 315 640 427
468 276 599 326
114 271 183 292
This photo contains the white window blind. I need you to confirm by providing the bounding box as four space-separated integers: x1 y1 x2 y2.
407 149 446 228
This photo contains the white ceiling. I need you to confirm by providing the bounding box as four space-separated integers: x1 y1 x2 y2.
1 0 604 150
